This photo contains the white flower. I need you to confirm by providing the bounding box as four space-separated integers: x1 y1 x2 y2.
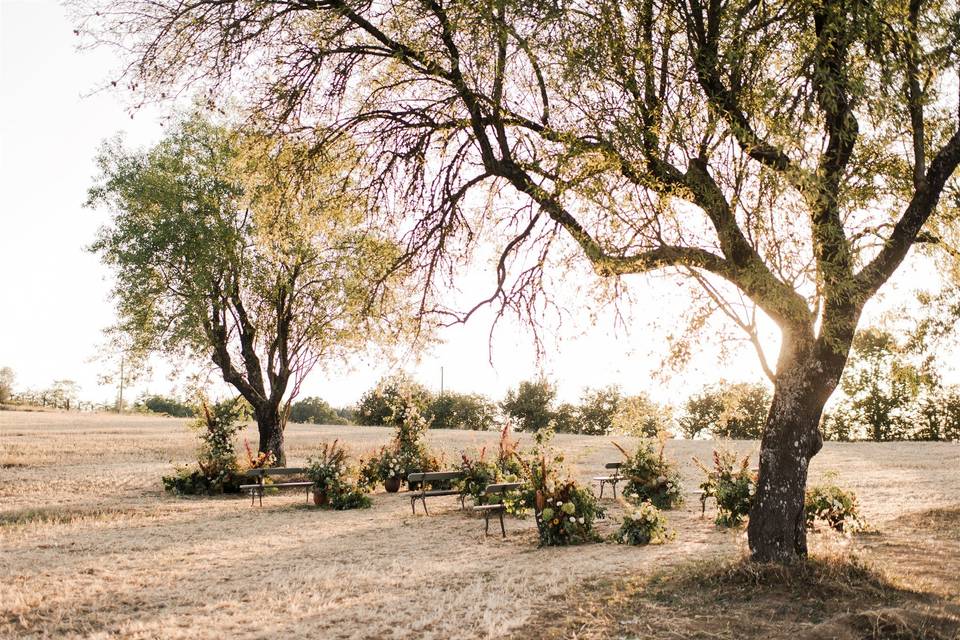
569 516 575 523
578 517 585 524
556 501 562 506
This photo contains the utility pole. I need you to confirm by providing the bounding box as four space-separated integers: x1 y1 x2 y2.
117 357 124 414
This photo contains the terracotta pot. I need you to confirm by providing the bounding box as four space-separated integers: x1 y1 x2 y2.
384 476 402 493
313 487 328 506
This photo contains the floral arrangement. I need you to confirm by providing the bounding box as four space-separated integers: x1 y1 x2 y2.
162 397 248 495
306 440 371 510
517 428 605 546
457 449 500 503
613 500 673 545
358 394 444 490
694 448 755 527
613 437 684 510
805 475 863 533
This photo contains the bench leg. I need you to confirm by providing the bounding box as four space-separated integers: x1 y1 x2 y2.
410 496 417 515
484 512 490 536
598 481 604 499
499 509 506 538
421 496 429 516
612 481 617 500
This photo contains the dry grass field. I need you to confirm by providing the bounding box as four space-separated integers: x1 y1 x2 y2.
2 410 959 639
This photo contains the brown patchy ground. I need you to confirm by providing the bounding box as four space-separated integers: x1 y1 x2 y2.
1 411 958 639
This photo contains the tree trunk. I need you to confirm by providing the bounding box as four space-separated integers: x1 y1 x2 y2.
255 405 286 466
748 330 836 562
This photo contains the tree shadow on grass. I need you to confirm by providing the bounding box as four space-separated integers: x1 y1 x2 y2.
514 506 960 640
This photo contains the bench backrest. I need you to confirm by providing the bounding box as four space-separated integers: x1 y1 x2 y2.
483 482 523 494
244 467 307 478
407 470 462 483
605 462 623 470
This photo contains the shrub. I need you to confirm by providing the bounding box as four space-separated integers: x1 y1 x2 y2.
428 392 499 430
679 382 770 439
576 386 623 436
289 397 351 425
356 374 432 426
612 393 674 438
138 394 194 418
305 440 371 510
695 448 755 527
501 379 557 433
805 476 863 533
162 397 249 495
613 439 683 509
518 428 605 546
613 501 673 545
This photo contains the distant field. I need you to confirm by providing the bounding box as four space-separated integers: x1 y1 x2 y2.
2 411 958 639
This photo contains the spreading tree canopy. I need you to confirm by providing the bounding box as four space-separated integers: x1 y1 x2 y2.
76 0 960 560
89 114 406 463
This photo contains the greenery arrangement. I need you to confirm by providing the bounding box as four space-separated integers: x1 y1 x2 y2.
694 448 756 527
457 427 526 513
518 429 605 546
614 439 684 510
162 397 251 495
804 476 864 533
305 440 371 510
613 501 673 545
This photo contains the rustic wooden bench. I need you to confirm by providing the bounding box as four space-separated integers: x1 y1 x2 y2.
407 471 465 515
593 462 623 499
473 482 524 537
240 467 313 506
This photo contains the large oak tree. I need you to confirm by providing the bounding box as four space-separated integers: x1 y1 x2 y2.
77 0 960 560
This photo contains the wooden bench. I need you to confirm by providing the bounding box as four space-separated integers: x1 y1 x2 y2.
240 468 313 506
593 462 623 499
407 471 465 515
473 482 523 537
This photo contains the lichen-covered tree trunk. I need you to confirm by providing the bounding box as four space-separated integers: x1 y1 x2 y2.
255 405 286 466
748 330 843 562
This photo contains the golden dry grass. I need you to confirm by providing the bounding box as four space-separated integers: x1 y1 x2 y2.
1 411 959 639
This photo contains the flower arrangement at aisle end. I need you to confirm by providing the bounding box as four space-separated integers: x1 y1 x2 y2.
358 390 441 492
305 440 371 510
457 424 527 513
518 427 605 546
613 500 674 545
613 434 684 510
694 447 756 527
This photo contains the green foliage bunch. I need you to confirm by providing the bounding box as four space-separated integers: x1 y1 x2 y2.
614 439 683 510
517 428 605 546
162 397 252 495
501 379 558 433
138 394 193 418
457 450 500 503
804 477 863 533
290 397 351 425
429 392 499 431
695 448 756 527
306 440 371 510
613 500 673 545
679 382 771 440
458 427 527 513
611 393 674 438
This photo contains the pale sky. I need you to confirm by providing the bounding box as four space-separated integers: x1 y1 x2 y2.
0 0 949 409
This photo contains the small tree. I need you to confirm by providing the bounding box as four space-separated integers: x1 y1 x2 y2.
89 114 403 464
0 367 14 404
428 392 498 431
289 397 350 425
612 393 674 438
501 379 557 433
576 386 623 436
838 329 927 441
679 382 771 440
